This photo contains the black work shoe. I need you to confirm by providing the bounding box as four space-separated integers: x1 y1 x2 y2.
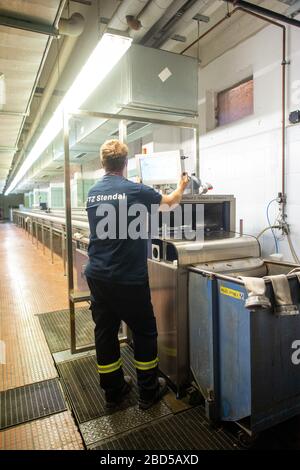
105 376 133 408
138 377 168 411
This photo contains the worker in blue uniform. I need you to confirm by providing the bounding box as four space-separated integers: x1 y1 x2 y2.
85 139 189 409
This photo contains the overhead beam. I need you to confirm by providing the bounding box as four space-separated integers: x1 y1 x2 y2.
34 87 64 97
0 14 59 36
70 0 92 5
0 111 28 117
141 0 195 47
0 147 17 152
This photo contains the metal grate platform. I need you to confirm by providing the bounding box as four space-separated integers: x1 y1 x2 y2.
80 401 172 447
37 307 94 353
0 379 67 430
57 346 140 423
90 406 239 450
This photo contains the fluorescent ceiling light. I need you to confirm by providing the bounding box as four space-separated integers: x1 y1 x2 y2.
5 32 132 195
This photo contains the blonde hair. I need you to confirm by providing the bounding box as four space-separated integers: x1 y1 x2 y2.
100 139 128 172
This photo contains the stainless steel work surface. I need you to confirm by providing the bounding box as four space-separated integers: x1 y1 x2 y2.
158 233 260 266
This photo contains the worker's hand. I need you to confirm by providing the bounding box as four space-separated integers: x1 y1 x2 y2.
161 173 190 207
177 172 189 192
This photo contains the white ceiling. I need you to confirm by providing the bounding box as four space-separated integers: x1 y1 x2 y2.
162 0 289 64
0 0 62 192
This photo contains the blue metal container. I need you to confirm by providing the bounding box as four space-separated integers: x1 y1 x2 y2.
189 263 300 435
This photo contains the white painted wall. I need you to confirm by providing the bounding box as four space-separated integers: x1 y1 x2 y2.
198 21 300 261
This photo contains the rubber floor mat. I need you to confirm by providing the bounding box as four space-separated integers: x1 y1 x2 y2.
90 406 240 450
57 346 139 423
0 379 67 430
37 307 94 353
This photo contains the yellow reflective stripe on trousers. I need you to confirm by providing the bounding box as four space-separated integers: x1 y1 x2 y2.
97 358 122 374
134 357 159 371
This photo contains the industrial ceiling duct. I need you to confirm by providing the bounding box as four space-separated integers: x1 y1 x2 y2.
58 12 86 37
85 44 198 116
130 0 176 41
108 0 150 31
23 44 198 184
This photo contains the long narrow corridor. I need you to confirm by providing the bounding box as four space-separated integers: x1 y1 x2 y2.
2 222 300 451
0 222 84 449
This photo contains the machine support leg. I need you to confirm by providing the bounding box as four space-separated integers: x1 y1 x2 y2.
35 220 38 248
63 112 76 352
50 223 54 264
41 223 45 254
70 299 76 354
205 277 221 422
62 229 66 276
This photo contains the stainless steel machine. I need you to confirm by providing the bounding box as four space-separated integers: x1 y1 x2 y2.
134 149 261 394
137 148 300 440
148 186 300 443
147 193 261 395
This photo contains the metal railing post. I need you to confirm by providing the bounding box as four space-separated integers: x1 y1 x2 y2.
63 112 76 353
50 222 54 264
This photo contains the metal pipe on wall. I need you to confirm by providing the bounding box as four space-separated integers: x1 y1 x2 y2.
181 7 288 214
180 10 237 54
226 0 300 29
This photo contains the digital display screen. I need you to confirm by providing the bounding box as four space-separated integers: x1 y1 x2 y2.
138 150 183 185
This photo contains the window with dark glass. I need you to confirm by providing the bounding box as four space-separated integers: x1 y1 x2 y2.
216 77 254 127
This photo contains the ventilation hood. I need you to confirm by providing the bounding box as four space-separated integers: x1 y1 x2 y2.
18 44 198 190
